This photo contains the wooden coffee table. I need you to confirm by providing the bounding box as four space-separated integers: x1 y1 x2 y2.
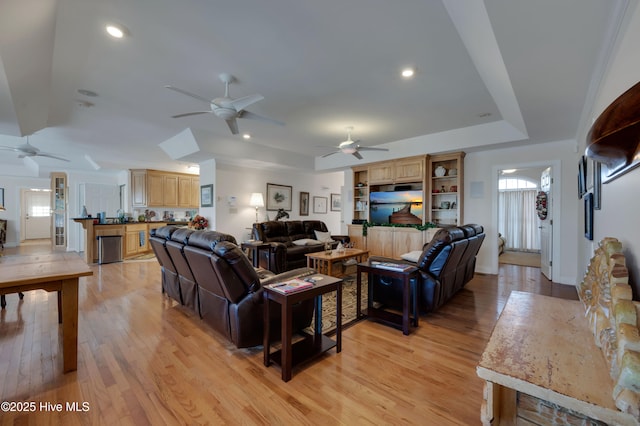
306 248 369 277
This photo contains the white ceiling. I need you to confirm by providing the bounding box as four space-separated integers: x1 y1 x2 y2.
0 0 630 177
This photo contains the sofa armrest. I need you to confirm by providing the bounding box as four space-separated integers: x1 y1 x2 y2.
331 235 350 244
260 267 315 286
258 242 287 274
368 255 415 266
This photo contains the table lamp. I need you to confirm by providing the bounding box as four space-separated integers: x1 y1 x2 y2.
249 192 264 223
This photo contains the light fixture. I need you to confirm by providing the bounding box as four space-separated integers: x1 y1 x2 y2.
401 68 415 78
106 23 127 39
243 133 251 140
249 193 264 223
502 169 517 174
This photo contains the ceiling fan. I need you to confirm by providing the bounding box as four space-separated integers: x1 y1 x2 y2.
165 73 284 135
0 138 69 162
322 127 389 160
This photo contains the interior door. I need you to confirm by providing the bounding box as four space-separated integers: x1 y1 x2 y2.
24 190 52 240
539 167 552 280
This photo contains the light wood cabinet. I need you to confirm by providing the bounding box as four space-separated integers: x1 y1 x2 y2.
131 170 147 208
130 170 199 208
369 163 395 185
352 167 369 223
347 225 366 251
147 172 165 206
351 225 440 259
368 156 425 185
124 224 148 257
394 157 425 183
427 152 464 226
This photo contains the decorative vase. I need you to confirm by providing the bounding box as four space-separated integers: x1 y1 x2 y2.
325 242 332 255
435 166 446 177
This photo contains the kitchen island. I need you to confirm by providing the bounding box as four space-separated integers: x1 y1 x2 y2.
73 219 188 263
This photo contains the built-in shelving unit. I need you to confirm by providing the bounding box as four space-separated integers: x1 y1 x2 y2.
427 152 464 226
353 167 369 223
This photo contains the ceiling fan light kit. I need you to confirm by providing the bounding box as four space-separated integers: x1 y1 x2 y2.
322 127 389 160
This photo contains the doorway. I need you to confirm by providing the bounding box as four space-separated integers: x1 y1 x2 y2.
21 189 52 241
496 163 554 280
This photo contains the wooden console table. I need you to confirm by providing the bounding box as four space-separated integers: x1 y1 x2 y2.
477 291 639 425
0 253 93 373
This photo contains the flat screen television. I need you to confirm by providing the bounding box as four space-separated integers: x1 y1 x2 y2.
369 190 423 224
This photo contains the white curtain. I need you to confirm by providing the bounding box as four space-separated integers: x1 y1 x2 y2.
498 189 540 252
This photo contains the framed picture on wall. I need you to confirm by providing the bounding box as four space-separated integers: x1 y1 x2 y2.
300 191 309 216
584 192 593 240
593 160 602 210
313 196 327 214
330 193 341 211
266 183 292 211
0 187 4 210
200 184 213 207
578 156 587 199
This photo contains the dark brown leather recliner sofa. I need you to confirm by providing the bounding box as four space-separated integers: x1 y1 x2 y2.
252 220 349 274
150 226 314 348
369 224 485 314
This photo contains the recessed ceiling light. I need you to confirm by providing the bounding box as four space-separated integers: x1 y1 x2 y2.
106 24 126 39
502 169 517 174
401 68 415 78
242 133 251 140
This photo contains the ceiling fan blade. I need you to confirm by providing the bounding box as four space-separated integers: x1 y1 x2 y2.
321 151 341 158
226 118 239 135
230 94 264 112
36 152 70 162
171 111 212 119
357 146 389 152
240 110 285 126
165 85 213 104
0 145 22 152
352 151 363 160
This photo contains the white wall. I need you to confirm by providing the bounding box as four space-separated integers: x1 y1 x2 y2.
0 176 49 247
214 164 345 243
577 1 640 294
464 139 579 284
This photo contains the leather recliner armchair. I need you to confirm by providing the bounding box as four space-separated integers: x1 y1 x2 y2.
370 224 485 314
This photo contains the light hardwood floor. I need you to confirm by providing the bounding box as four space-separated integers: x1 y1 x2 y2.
0 243 576 425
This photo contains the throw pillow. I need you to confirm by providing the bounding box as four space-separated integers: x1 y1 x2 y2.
314 230 333 243
293 238 320 246
400 250 422 263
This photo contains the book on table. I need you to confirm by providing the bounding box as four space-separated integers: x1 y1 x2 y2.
370 261 414 272
267 278 314 294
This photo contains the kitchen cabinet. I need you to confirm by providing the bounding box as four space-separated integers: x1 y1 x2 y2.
131 170 147 208
369 163 395 185
124 224 148 257
427 152 464 226
130 170 200 208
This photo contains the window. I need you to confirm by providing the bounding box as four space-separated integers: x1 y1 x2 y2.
499 177 538 190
